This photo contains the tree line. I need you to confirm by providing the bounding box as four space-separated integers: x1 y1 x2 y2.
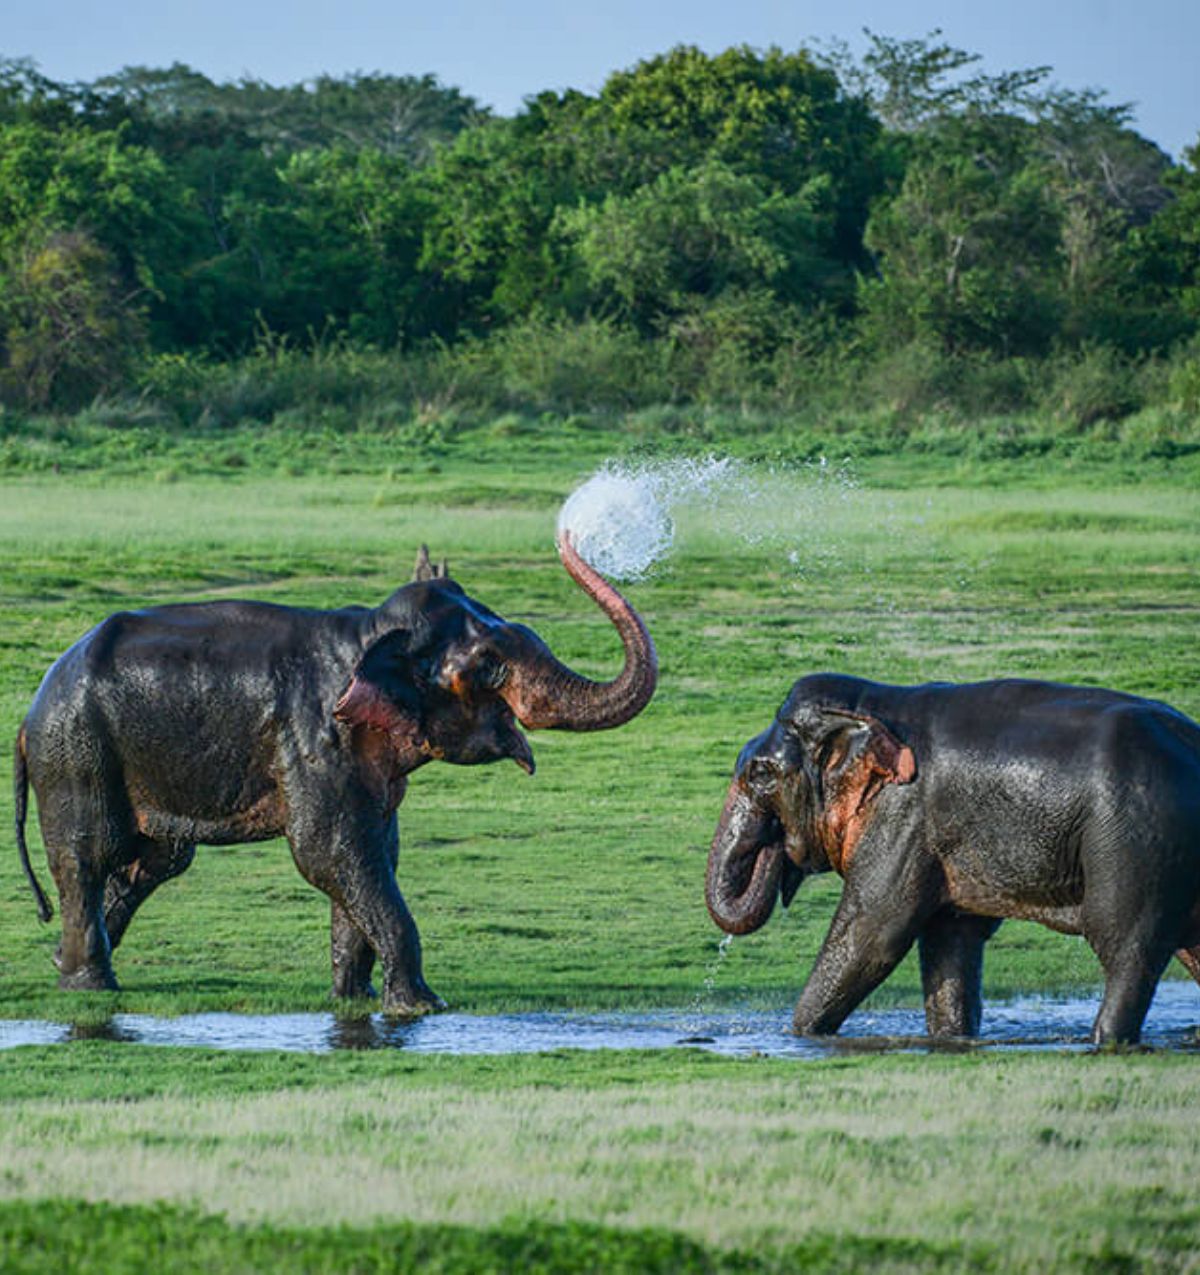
0 33 1197 418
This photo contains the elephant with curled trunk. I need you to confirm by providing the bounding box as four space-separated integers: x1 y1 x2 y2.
706 672 1200 1045
14 534 656 1016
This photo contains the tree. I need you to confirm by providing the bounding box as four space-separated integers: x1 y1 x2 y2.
556 160 836 327
418 44 883 330
859 123 1064 355
818 29 1050 134
276 147 436 345
842 31 1174 355
90 64 485 163
0 228 143 407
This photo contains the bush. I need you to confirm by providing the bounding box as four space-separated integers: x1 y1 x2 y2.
1036 344 1142 429
0 230 146 410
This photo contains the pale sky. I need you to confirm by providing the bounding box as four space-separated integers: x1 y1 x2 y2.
5 0 1198 160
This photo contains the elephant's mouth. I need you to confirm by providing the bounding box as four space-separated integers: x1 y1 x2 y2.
421 702 536 775
779 851 805 908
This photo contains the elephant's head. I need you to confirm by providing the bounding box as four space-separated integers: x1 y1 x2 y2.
334 533 658 776
705 689 916 935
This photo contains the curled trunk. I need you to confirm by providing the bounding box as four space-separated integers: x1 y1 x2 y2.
498 532 657 731
705 784 784 935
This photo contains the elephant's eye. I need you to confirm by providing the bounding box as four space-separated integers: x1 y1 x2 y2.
746 758 777 790
473 653 508 692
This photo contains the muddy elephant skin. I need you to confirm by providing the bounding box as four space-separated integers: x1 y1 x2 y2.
706 672 1200 1045
14 536 656 1015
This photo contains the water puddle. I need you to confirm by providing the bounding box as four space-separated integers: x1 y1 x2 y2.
1 983 1196 1056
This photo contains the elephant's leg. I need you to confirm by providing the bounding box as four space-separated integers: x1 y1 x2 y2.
288 812 444 1017
1090 936 1175 1045
792 894 925 1036
918 913 1001 1038
331 903 378 999
330 818 398 999
49 842 118 992
104 839 197 952
1084 848 1191 1045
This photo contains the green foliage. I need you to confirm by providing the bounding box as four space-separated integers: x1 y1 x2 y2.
0 229 144 408
0 119 176 286
556 162 837 326
860 128 1065 355
1128 136 1200 329
1036 344 1142 429
0 42 1195 409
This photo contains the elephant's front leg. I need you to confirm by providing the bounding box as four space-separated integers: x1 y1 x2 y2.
329 818 397 1000
287 809 445 1017
792 845 936 1036
918 912 1001 1037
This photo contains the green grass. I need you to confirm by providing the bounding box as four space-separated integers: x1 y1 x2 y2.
1 1047 1199 1270
0 425 1198 1269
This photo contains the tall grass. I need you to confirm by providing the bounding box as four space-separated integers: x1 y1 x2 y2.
3 326 1198 464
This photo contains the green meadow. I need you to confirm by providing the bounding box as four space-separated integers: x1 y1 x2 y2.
1 420 1199 1270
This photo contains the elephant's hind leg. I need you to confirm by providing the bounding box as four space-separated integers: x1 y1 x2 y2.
51 846 118 992
918 913 1001 1037
331 902 378 999
104 838 197 951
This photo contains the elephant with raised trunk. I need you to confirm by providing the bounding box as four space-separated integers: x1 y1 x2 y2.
706 673 1200 1045
15 534 656 1015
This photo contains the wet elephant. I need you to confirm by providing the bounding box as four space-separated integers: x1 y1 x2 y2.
705 673 1200 1045
15 535 656 1015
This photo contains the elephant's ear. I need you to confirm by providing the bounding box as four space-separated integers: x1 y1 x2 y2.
787 705 916 873
334 629 422 744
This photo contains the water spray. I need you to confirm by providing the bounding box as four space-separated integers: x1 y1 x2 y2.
556 455 860 580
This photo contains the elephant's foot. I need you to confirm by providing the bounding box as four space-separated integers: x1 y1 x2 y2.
58 964 119 992
381 984 447 1019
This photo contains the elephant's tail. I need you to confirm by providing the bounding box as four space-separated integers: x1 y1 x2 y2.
14 726 52 923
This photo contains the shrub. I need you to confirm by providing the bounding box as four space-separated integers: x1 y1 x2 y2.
1036 344 1141 429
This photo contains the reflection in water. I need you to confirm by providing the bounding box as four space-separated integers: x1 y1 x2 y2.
0 982 1196 1057
326 1015 420 1051
66 1019 137 1045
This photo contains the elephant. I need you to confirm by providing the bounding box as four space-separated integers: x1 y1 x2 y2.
14 534 656 1015
705 673 1200 1045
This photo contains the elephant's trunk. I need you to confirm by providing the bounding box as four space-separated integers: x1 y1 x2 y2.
705 783 784 935
497 532 657 732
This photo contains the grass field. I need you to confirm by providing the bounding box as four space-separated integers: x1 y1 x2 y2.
1 420 1198 1269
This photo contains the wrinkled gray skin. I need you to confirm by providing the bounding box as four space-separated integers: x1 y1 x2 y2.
707 673 1200 1045
14 537 657 1017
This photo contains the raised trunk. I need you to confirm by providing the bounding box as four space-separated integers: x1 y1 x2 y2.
705 783 784 935
498 532 657 731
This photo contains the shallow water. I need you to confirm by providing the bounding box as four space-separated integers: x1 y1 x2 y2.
1 982 1196 1056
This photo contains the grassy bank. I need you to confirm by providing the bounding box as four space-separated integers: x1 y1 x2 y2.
1 1047 1198 1270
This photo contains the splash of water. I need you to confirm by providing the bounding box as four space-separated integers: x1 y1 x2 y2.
556 456 858 581
681 933 736 1033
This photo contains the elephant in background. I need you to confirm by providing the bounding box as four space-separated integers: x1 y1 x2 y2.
706 673 1200 1045
15 535 656 1015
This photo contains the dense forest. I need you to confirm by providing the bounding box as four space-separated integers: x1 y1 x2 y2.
1 33 1198 434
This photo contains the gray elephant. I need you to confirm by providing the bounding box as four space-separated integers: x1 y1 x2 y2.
16 536 656 1015
706 672 1200 1045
